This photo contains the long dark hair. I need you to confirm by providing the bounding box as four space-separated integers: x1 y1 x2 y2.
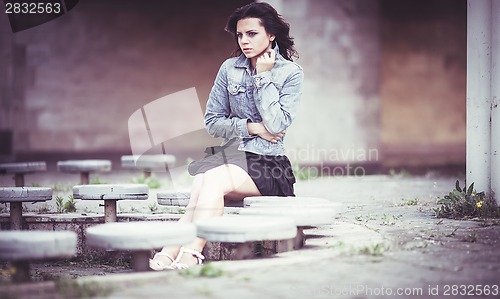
225 2 298 61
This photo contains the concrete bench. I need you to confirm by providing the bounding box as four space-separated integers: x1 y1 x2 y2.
73 184 148 222
57 159 111 184
241 196 342 251
85 221 196 272
121 154 176 178
156 190 190 206
0 230 77 282
0 187 52 230
196 215 297 260
0 161 47 186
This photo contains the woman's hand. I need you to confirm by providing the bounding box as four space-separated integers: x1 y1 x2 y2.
247 122 285 143
256 49 276 74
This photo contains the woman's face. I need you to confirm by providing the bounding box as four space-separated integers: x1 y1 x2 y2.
236 17 274 59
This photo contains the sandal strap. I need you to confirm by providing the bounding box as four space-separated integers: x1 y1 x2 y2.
173 247 204 267
153 252 175 262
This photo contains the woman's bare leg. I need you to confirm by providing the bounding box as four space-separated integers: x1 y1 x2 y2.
175 164 261 266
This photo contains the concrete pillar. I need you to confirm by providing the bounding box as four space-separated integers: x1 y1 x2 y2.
491 0 500 204
467 0 492 193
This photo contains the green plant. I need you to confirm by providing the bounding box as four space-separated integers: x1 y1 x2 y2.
31 182 41 187
292 164 318 181
55 195 65 213
90 176 105 184
180 263 224 278
434 180 500 219
402 198 419 206
131 174 161 189
149 203 158 212
63 195 77 213
359 242 389 256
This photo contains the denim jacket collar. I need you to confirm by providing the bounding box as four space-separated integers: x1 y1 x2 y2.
233 44 282 69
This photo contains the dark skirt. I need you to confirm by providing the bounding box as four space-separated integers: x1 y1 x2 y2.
187 143 296 197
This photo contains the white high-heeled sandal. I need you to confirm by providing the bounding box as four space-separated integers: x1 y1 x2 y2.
149 252 176 271
172 247 205 269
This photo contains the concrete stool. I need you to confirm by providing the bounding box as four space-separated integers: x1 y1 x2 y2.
156 190 190 206
73 184 148 222
121 154 176 178
86 221 196 272
0 230 77 282
239 205 337 251
57 159 111 184
196 215 296 260
0 187 52 230
0 161 47 186
242 196 341 251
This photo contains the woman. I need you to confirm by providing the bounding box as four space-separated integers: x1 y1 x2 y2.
150 2 303 270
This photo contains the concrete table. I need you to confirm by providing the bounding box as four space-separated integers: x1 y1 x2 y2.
0 187 52 230
0 161 47 186
86 221 196 272
121 155 176 177
57 159 111 184
156 190 190 206
73 184 148 222
0 230 77 282
196 215 297 260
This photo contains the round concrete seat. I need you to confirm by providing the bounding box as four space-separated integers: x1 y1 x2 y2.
239 205 335 227
0 161 47 186
0 187 52 230
121 155 176 177
196 215 296 243
73 184 148 222
244 196 330 207
156 190 190 206
0 230 77 282
86 221 196 271
196 215 297 259
57 159 111 184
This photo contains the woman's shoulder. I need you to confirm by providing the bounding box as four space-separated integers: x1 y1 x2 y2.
275 57 303 77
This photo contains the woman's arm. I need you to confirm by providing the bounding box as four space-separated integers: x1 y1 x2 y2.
204 61 252 140
252 51 304 135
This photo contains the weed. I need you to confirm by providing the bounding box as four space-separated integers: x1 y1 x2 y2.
402 198 419 206
36 204 51 213
55 195 64 213
63 195 77 213
149 203 158 212
381 214 402 225
132 174 161 189
435 180 500 219
292 164 318 181
359 242 389 256
90 176 105 184
180 263 224 278
389 168 411 177
31 182 41 187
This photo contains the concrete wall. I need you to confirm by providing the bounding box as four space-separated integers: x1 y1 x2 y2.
0 0 467 171
380 0 467 168
272 0 381 171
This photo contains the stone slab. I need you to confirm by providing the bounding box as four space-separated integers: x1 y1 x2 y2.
0 230 77 260
0 187 52 202
73 184 148 200
121 155 176 169
196 215 297 243
0 162 47 174
238 206 336 227
85 221 196 250
156 191 190 206
57 160 111 173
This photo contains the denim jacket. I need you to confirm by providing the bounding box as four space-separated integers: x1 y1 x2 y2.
204 45 304 156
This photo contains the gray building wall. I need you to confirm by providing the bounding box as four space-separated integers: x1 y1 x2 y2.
0 0 467 172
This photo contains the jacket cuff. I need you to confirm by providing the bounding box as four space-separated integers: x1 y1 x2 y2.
238 118 251 138
253 72 272 88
